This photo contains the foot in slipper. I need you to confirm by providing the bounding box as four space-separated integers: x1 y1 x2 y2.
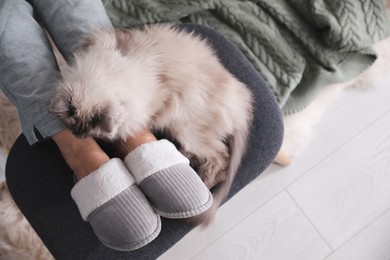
124 139 213 219
71 158 161 251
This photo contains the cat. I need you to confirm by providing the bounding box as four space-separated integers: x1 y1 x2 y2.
51 24 253 225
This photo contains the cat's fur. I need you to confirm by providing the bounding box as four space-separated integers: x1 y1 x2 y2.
51 25 253 225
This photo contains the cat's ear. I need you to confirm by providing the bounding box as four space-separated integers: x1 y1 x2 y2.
100 107 113 133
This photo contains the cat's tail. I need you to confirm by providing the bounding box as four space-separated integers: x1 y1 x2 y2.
191 110 252 227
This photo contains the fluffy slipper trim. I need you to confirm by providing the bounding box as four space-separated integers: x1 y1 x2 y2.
71 158 135 220
124 139 189 184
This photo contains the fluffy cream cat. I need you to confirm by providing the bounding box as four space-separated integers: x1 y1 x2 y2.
52 24 253 225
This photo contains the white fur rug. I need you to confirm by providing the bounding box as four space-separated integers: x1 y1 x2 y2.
0 182 54 260
282 36 390 158
0 34 390 260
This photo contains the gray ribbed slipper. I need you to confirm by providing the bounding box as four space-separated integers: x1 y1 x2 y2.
71 158 161 251
124 140 213 219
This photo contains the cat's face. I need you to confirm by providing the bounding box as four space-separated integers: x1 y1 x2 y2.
51 82 120 140
51 29 156 141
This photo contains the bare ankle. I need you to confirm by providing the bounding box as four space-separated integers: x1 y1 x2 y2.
53 129 109 180
114 129 157 159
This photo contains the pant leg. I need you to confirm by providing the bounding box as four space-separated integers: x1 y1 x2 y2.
0 0 113 145
6 24 283 260
30 0 112 62
0 0 65 144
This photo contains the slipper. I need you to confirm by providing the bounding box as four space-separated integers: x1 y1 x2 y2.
124 140 213 219
71 158 161 251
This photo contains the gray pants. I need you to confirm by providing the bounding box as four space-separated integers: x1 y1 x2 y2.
0 0 112 144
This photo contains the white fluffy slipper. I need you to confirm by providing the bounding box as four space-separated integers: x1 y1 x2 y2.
124 140 213 219
71 158 161 251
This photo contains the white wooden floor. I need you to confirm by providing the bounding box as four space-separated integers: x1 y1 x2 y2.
159 83 390 259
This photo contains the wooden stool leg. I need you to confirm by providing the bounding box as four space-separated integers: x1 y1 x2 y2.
273 149 291 166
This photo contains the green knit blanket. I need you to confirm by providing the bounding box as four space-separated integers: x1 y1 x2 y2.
102 0 390 114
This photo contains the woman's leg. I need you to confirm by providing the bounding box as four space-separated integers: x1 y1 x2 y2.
0 0 123 256
0 0 64 144
6 24 283 260
29 0 112 62
0 0 112 182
